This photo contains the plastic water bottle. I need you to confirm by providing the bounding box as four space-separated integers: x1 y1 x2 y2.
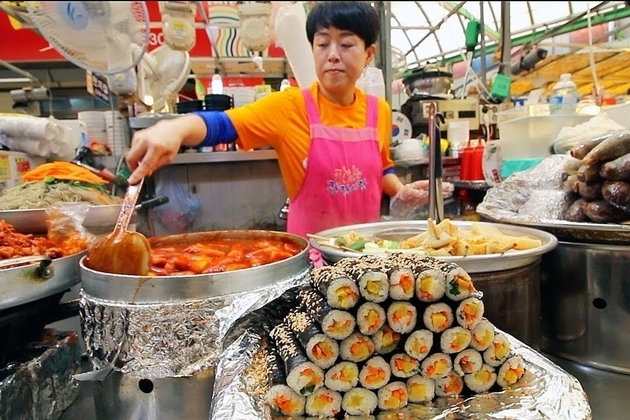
548 73 580 115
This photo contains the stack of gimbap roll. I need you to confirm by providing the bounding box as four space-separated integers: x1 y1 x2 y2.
265 254 526 418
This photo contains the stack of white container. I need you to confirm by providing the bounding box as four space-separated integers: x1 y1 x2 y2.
103 110 129 156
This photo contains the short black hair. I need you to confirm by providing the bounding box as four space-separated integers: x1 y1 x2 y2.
306 1 380 47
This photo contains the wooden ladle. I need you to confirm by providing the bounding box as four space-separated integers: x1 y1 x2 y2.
84 179 151 276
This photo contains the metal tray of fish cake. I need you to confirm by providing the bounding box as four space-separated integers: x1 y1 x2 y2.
311 220 558 273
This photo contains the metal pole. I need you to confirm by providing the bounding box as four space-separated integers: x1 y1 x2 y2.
375 1 392 105
500 1 511 76
479 1 487 88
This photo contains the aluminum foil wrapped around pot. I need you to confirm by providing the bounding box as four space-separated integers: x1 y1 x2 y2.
210 329 592 420
79 230 311 380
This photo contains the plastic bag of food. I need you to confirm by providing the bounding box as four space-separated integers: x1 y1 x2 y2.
45 202 95 255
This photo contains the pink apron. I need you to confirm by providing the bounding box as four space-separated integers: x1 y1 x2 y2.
287 88 383 238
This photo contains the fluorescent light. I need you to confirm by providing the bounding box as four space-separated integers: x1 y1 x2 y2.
0 77 32 84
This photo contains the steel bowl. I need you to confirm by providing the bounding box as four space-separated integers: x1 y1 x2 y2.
80 230 310 303
310 220 558 273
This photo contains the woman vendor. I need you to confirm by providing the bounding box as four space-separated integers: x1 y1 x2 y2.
126 1 443 238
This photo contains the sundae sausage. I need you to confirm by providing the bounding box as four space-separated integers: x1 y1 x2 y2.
602 180 630 212
576 163 602 185
570 133 612 160
577 181 603 202
600 153 630 181
564 198 589 223
584 200 629 224
582 130 630 166
564 157 584 175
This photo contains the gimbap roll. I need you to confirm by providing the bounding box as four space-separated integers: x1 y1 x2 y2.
389 266 415 300
415 267 447 302
285 311 339 369
324 361 359 392
299 287 356 340
372 325 401 355
390 353 421 378
435 372 464 397
270 324 325 396
387 301 417 334
305 387 342 417
496 355 525 389
359 356 391 389
406 375 435 403
470 319 495 351
422 302 454 333
464 363 497 393
420 352 452 379
310 266 360 310
453 348 483 375
455 297 485 330
439 326 472 354
357 270 389 303
425 259 475 302
377 381 409 411
483 332 511 367
404 329 433 362
356 302 387 336
265 347 306 416
340 332 375 363
341 388 378 416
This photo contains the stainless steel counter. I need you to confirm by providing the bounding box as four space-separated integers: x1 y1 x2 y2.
58 355 630 420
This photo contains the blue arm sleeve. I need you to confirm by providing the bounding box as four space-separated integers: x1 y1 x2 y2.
384 167 396 176
193 111 238 147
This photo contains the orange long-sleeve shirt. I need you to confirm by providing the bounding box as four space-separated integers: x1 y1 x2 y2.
225 82 394 199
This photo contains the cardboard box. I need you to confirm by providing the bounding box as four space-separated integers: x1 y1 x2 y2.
0 151 46 194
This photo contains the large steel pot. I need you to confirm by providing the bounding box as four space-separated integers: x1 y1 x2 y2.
80 230 309 302
0 252 84 311
80 230 309 420
541 241 630 375
403 66 453 96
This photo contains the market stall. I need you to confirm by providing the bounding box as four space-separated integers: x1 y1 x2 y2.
4 1 630 420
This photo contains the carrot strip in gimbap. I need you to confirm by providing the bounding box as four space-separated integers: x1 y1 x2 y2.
389 266 415 300
305 387 342 417
358 356 391 390
372 325 401 355
387 301 417 334
404 329 434 362
356 302 386 336
270 324 324 396
415 267 447 302
377 381 409 411
390 353 421 378
464 363 497 393
453 348 483 375
496 355 525 388
420 352 452 379
324 361 359 392
340 332 375 363
422 302 454 333
470 319 495 351
310 266 360 310
456 297 485 329
298 286 356 340
483 332 511 367
265 346 306 416
439 326 472 354
284 310 339 370
435 372 464 397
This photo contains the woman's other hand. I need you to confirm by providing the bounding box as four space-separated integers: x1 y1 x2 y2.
126 115 207 185
389 180 455 219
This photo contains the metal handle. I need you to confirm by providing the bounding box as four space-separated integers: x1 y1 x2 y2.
0 255 54 279
428 102 445 223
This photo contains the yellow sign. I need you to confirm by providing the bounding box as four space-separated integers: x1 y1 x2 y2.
0 154 10 181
